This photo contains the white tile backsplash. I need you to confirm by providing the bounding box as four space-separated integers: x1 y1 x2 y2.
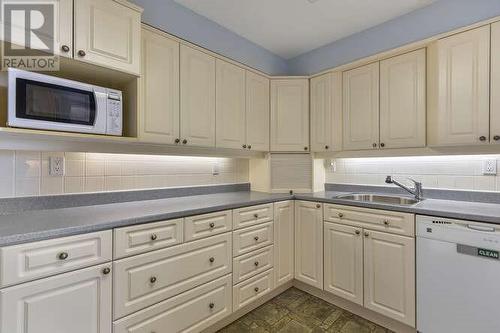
0 150 249 198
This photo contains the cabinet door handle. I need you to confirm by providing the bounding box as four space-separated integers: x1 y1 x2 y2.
364 232 369 237
209 222 215 228
102 267 111 275
316 204 321 209
61 45 70 53
355 230 361 235
182 139 188 144
304 146 308 151
174 138 180 144
77 50 86 57
254 213 259 218
150 276 157 284
254 287 260 293
479 136 487 142
58 252 69 260
383 220 390 226
242 144 247 148
380 143 385 148
337 212 344 218
248 145 252 149
254 236 259 241
209 257 215 263
494 135 500 141
209 302 215 309
150 234 158 241
325 145 329 150
372 143 377 148
254 261 259 267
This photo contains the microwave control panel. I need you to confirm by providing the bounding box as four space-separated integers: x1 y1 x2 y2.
106 90 123 136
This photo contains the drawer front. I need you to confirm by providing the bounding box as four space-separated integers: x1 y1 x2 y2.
233 269 274 311
0 231 112 288
114 219 183 259
324 204 415 236
113 274 232 333
233 203 273 229
113 233 232 319
233 245 274 285
233 222 274 257
184 210 232 242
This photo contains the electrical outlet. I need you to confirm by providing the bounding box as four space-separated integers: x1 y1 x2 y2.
212 163 220 176
482 159 497 175
49 156 65 176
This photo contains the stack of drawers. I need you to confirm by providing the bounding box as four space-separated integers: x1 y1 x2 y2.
231 203 275 311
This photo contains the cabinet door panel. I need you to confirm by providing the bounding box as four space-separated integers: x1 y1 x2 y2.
139 28 180 144
246 72 270 151
274 201 294 286
364 230 415 327
380 49 426 149
324 222 363 305
428 25 490 146
216 60 246 149
343 63 380 150
491 22 500 143
180 45 216 147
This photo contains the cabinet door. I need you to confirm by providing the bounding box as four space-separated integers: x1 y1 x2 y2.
0 264 112 333
310 73 342 152
180 45 216 147
274 201 294 286
380 49 426 149
428 25 490 146
270 79 309 151
139 27 180 144
294 201 323 289
364 230 415 327
246 71 270 151
74 0 142 75
324 223 363 305
342 63 379 150
216 60 246 149
491 22 500 144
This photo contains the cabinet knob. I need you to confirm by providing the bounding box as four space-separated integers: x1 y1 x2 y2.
182 139 188 144
383 220 390 226
209 222 215 228
254 213 259 218
355 230 361 235
174 138 180 144
150 233 158 241
325 145 329 150
380 143 385 148
494 135 500 141
254 236 259 241
337 212 344 218
316 204 321 209
372 143 377 148
304 146 308 151
254 287 260 293
209 257 215 263
58 252 69 260
254 261 259 267
61 45 70 53
248 145 252 150
479 136 487 142
364 232 369 237
102 267 111 275
77 50 86 57
209 302 215 309
243 144 247 148
150 276 157 284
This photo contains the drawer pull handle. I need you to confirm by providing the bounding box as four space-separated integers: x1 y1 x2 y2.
254 261 259 267
61 45 70 53
355 230 360 235
364 232 369 237
316 204 321 208
209 222 215 228
254 287 260 293
150 276 157 284
209 257 215 263
209 302 215 309
479 136 487 142
338 213 344 218
383 220 390 226
254 213 259 218
77 50 86 57
174 138 180 144
102 267 111 275
58 252 69 260
254 236 259 241
150 234 158 241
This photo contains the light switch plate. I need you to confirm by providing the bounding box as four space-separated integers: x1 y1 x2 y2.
212 163 220 176
482 159 497 175
49 156 65 176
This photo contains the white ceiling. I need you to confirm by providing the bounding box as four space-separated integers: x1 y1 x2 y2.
174 0 436 59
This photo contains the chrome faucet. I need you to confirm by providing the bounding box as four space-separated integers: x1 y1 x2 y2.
385 176 423 201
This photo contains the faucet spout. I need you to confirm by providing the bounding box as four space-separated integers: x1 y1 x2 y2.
385 176 424 201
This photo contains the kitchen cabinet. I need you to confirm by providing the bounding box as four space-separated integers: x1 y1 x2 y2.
294 201 323 289
380 49 426 149
270 79 309 151
363 230 415 327
491 22 500 144
342 63 380 150
246 71 270 151
310 72 342 152
428 25 490 146
74 0 142 75
274 201 294 286
216 59 246 149
0 263 112 333
324 222 363 305
180 45 216 147
139 27 180 144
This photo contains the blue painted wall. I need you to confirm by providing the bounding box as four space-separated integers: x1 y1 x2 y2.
131 0 289 75
287 0 500 75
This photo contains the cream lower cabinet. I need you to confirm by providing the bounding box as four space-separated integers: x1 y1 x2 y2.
274 201 294 286
294 201 323 289
491 21 500 143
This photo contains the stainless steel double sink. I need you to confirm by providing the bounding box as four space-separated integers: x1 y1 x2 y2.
334 193 421 206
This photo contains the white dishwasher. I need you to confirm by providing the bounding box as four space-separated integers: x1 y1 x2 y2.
417 215 500 333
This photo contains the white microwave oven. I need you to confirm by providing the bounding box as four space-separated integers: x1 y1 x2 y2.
7 68 123 136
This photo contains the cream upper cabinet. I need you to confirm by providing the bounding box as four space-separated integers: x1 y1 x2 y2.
246 72 270 151
324 222 363 306
294 201 323 289
380 49 426 149
364 230 415 327
428 25 490 146
54 0 74 57
343 63 380 150
74 0 142 75
216 60 246 149
180 45 216 147
139 27 180 144
491 22 500 144
310 72 342 152
274 201 294 287
270 79 310 152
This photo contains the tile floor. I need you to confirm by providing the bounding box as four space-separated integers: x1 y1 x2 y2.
218 287 393 333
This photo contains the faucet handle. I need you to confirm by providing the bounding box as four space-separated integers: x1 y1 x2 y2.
385 176 393 184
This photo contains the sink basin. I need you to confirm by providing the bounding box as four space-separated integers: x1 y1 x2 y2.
335 193 421 206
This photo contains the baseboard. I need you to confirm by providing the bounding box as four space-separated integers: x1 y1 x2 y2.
293 280 417 333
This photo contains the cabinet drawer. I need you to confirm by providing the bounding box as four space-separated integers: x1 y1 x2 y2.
233 269 274 311
233 222 274 257
113 274 232 333
113 233 232 319
233 203 273 229
233 245 274 285
0 231 112 288
114 219 183 259
184 210 232 242
324 204 415 236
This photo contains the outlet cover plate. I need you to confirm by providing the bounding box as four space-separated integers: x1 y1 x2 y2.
482 159 497 175
49 156 65 176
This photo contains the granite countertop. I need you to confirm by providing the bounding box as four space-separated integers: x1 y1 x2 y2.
2 189 500 247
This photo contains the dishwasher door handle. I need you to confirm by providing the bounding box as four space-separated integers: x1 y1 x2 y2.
466 224 496 232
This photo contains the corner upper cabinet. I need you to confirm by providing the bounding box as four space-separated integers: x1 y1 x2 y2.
491 21 500 144
139 27 180 144
310 72 342 152
380 49 426 149
216 60 246 149
427 25 490 146
271 79 309 152
246 72 270 151
180 45 216 147
342 63 380 150
74 0 142 75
